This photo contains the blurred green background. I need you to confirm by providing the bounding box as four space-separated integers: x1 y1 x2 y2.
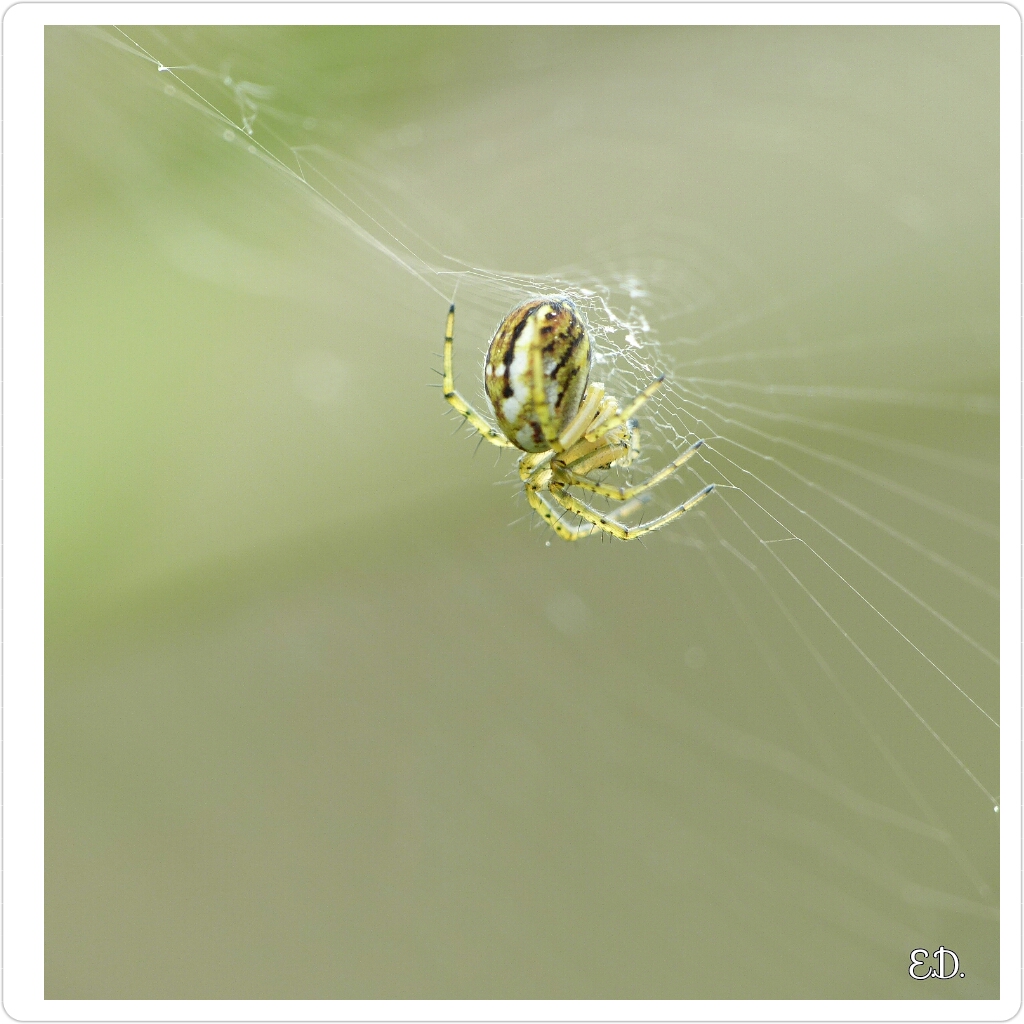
46 26 999 999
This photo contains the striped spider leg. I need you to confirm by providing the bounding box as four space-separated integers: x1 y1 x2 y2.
442 304 516 449
518 447 655 541
527 398 714 541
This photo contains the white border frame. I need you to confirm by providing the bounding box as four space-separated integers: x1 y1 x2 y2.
4 4 1020 1021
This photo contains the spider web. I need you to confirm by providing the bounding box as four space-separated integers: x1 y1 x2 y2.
56 23 1003 993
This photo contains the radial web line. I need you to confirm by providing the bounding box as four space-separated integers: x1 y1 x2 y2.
695 470 997 804
698 435 1000 727
680 390 997 484
694 511 992 898
113 27 450 303
655 410 998 602
710 433 1000 667
674 383 998 539
660 385 999 646
653 385 1000 669
681 377 999 416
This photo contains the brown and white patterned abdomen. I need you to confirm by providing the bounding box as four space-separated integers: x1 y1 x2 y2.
484 299 591 453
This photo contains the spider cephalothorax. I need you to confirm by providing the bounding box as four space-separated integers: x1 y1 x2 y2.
443 298 713 540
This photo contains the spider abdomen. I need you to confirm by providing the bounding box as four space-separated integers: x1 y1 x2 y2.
484 298 591 452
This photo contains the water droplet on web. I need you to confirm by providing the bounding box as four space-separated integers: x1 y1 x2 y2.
222 129 234 142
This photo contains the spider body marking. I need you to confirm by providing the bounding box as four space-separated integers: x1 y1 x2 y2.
443 299 714 541
484 299 591 452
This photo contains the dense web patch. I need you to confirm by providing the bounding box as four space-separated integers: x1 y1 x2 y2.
93 25 1000 907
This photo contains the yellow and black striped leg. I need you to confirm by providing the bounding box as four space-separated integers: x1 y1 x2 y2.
525 460 659 541
548 479 715 540
443 304 515 448
524 465 595 540
561 438 706 501
518 451 554 481
584 374 666 442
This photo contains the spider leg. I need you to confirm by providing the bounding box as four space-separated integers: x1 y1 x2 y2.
523 460 651 541
560 438 706 501
584 374 666 442
614 418 641 468
548 477 715 540
557 423 626 468
561 433 635 478
613 493 655 520
443 304 516 449
518 450 554 481
523 464 595 540
555 383 605 450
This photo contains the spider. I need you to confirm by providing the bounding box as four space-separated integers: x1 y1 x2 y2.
443 297 714 540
